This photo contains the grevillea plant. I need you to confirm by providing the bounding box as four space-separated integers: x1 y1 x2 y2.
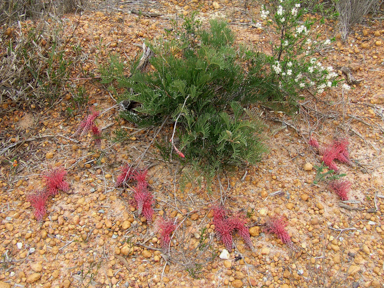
212 206 253 252
130 169 153 222
27 190 48 221
155 217 176 253
328 179 351 200
264 216 292 247
91 125 102 147
43 167 70 196
309 137 350 172
115 164 134 187
74 107 100 137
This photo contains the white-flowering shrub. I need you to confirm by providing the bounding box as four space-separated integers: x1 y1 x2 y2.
256 0 341 100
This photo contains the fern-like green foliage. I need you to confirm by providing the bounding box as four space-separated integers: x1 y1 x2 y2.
102 14 278 172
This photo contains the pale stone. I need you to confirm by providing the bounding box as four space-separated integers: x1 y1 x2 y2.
223 260 231 268
261 247 270 255
121 220 131 230
249 226 260 237
46 152 54 159
363 245 370 254
63 279 71 288
27 273 41 283
142 250 152 258
5 223 13 231
235 271 246 279
190 213 199 221
232 279 243 288
286 203 294 210
121 245 131 256
333 254 341 264
347 265 360 275
31 263 42 272
212 1 220 9
219 249 230 260
259 208 267 216
304 163 313 171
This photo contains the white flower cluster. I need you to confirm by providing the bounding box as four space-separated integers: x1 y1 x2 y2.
272 61 282 74
342 83 351 90
277 6 284 16
324 39 331 45
261 7 270 20
296 25 308 35
291 7 298 16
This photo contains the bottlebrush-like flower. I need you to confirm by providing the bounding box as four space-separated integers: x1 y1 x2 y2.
74 108 100 137
332 138 350 164
264 216 292 246
230 215 254 250
133 183 153 222
309 137 319 149
328 180 351 201
322 148 339 172
321 138 350 171
91 125 102 146
133 169 148 186
212 206 253 252
213 207 235 251
43 167 69 196
115 164 134 187
155 217 176 252
27 190 48 221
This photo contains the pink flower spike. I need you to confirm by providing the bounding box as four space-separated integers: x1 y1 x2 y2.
133 184 153 222
328 180 351 201
155 217 176 252
91 125 102 147
309 137 319 149
115 164 134 187
230 215 253 249
332 138 350 164
74 108 100 137
133 169 148 185
43 167 69 196
322 148 339 172
212 206 235 251
212 206 253 251
264 216 292 246
27 190 48 221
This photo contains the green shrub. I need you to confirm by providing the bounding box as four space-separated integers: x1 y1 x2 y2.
101 15 272 172
101 6 340 175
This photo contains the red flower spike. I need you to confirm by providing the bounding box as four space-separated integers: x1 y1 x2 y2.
309 137 319 149
212 206 253 251
332 138 350 164
322 148 339 172
230 216 253 249
133 184 153 222
91 125 102 146
133 169 148 185
155 217 176 252
43 167 69 196
264 216 292 246
328 180 351 201
115 164 134 187
27 191 48 221
75 108 100 137
212 206 234 251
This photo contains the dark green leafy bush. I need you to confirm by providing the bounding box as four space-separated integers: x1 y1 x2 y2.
101 15 300 172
